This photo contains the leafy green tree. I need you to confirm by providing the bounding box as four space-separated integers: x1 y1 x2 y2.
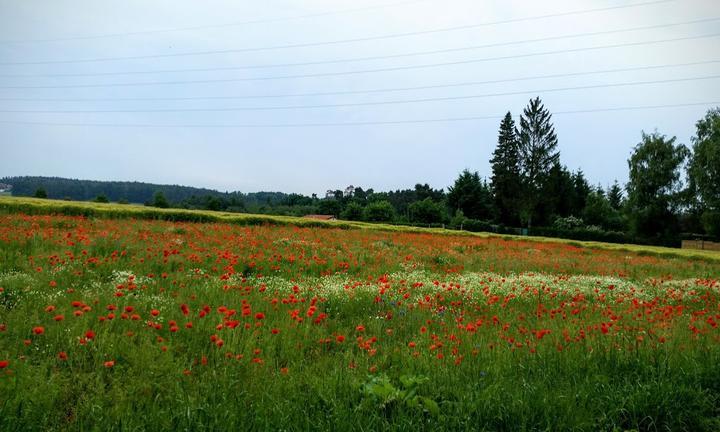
152 191 170 208
94 194 109 203
626 131 689 242
687 107 720 237
413 183 444 202
447 170 494 220
283 193 313 207
33 187 47 198
367 191 389 203
364 201 396 222
204 196 223 211
340 202 365 221
408 198 446 224
353 187 367 202
490 112 523 225
449 209 467 230
517 97 560 228
317 199 342 217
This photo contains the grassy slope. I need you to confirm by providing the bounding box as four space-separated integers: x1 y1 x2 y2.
1 195 718 262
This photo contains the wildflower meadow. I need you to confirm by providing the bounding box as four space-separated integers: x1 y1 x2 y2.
1 205 720 430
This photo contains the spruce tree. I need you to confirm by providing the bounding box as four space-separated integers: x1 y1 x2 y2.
448 170 494 221
517 97 560 228
540 162 574 221
490 112 522 225
607 181 624 210
570 170 591 216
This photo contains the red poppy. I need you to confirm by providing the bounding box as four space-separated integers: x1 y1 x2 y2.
85 330 96 339
58 352 68 361
104 360 115 368
254 312 265 320
0 360 8 369
32 326 45 335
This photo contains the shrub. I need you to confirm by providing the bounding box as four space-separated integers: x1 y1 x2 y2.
364 201 396 222
341 202 364 221
33 188 47 199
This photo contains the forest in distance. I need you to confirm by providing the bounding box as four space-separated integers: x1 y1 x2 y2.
3 98 719 248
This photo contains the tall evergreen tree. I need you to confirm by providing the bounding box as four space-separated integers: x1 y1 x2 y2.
570 170 591 216
517 97 560 228
607 181 624 210
490 112 523 225
447 170 494 220
540 162 574 222
582 191 614 228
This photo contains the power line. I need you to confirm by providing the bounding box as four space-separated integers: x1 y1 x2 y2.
2 60 715 103
2 33 717 89
0 101 716 128
2 75 717 114
0 0 436 44
3 17 715 78
0 0 677 65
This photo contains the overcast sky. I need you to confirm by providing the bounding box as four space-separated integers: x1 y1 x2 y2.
0 0 718 195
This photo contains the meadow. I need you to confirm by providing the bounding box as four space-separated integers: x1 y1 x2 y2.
1 198 720 430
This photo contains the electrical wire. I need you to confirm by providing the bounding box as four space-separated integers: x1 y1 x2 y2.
0 0 435 44
2 17 715 78
1 59 715 102
1 75 717 113
0 0 679 64
0 101 716 128
2 33 717 89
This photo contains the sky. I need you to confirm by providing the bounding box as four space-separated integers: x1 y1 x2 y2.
0 0 718 195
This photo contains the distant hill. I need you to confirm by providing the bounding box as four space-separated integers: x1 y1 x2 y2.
0 176 289 206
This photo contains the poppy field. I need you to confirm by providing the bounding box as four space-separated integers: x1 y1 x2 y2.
1 210 720 430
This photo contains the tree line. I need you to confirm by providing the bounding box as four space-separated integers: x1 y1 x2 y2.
4 100 718 246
